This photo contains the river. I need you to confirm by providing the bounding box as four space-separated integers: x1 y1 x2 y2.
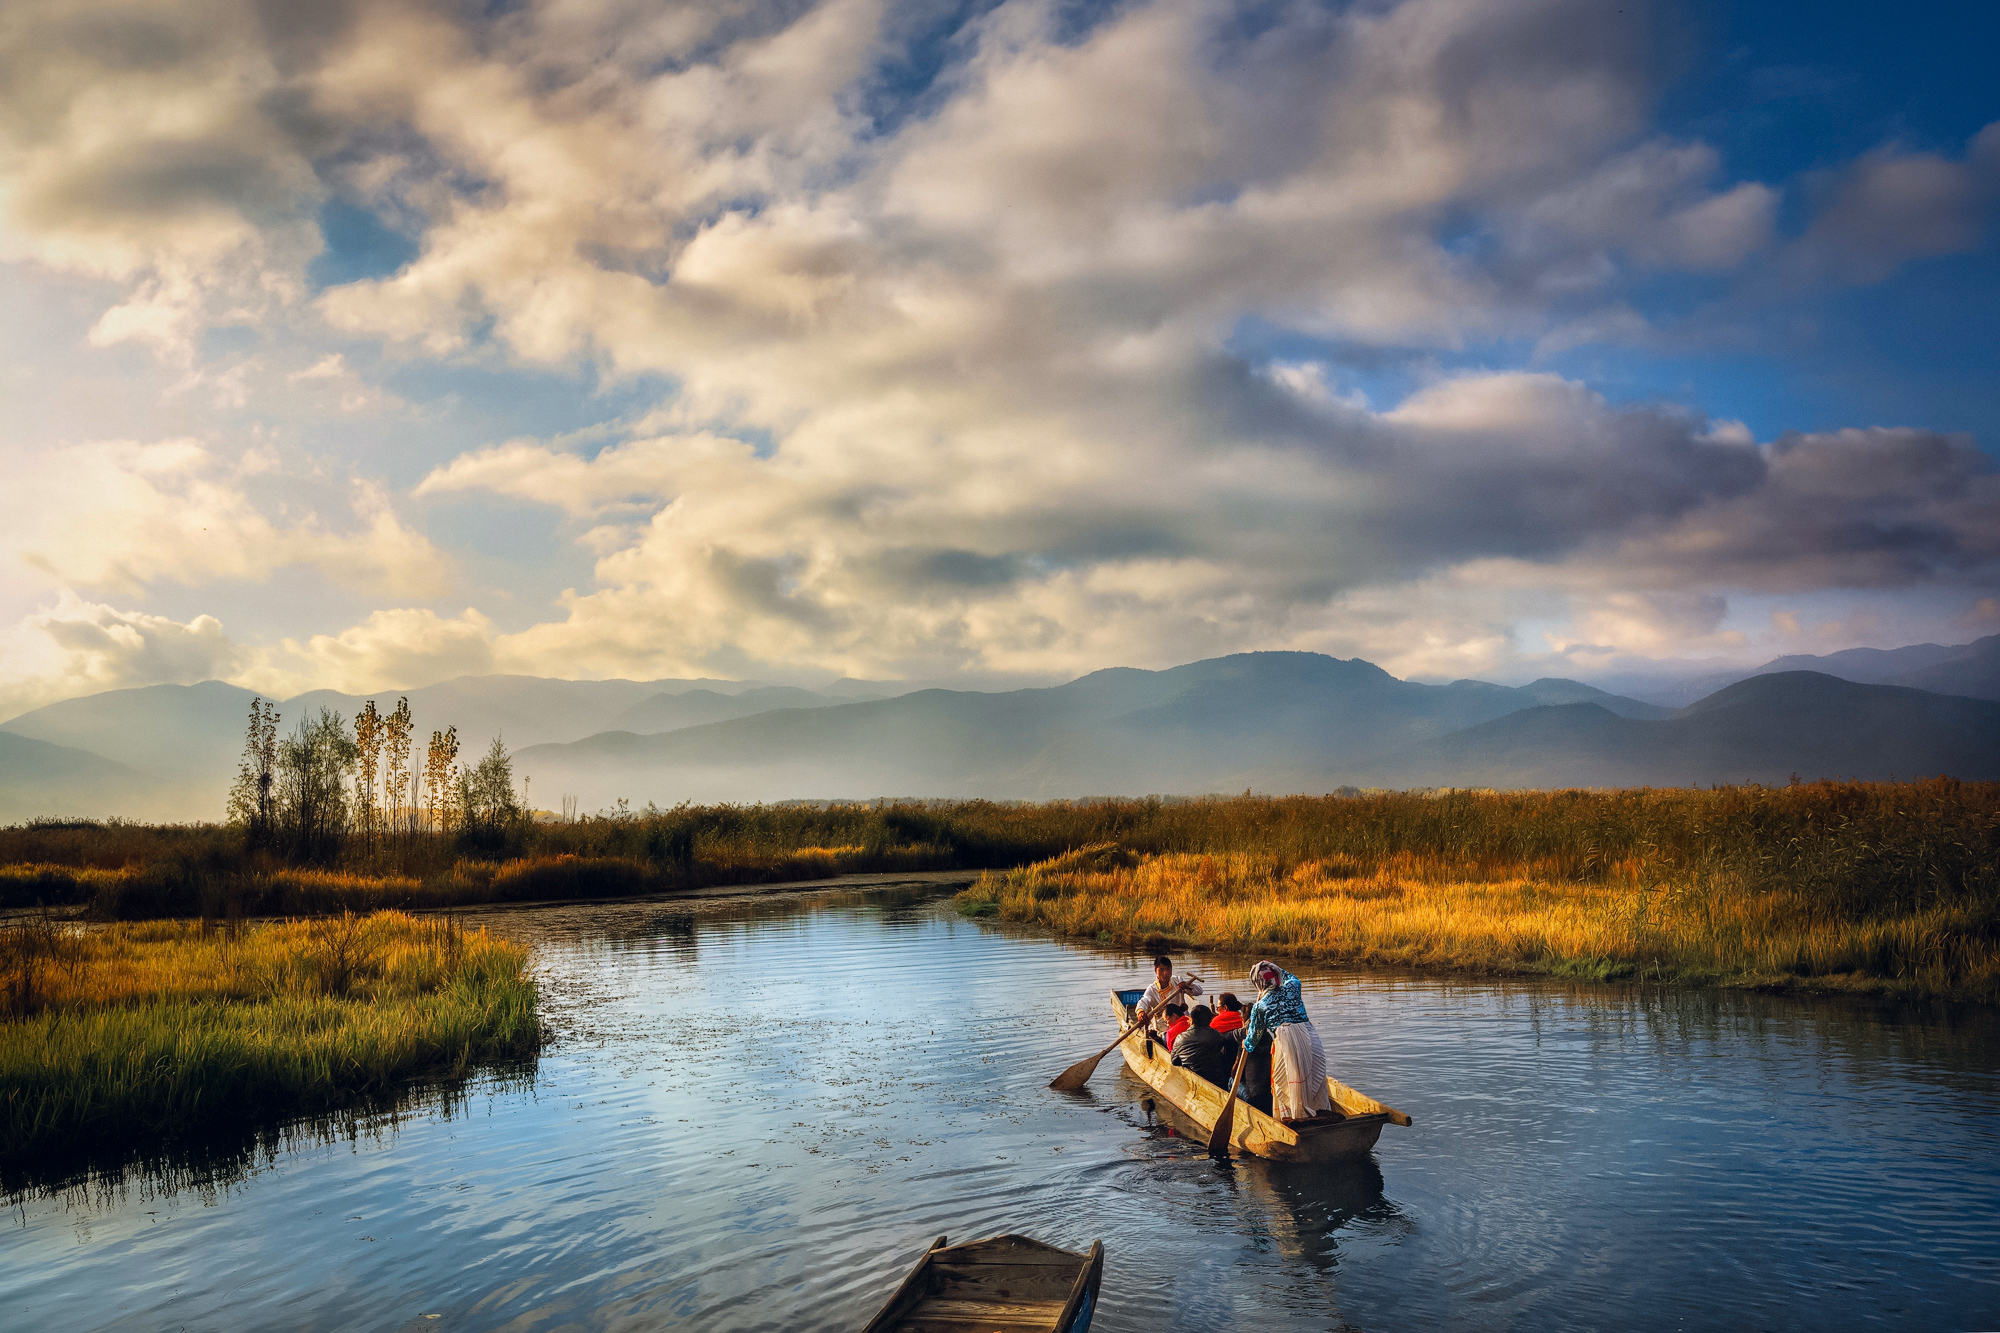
6 881 1998 1331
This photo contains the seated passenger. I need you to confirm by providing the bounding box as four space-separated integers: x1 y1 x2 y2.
1162 1002 1191 1051
1210 993 1246 1035
1170 1005 1237 1088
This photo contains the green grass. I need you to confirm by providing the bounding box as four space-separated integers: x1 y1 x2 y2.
0 913 541 1170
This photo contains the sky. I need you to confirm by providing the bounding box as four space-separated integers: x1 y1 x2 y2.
1 0 1997 717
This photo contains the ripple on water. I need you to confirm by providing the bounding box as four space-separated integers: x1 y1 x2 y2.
4 886 1998 1332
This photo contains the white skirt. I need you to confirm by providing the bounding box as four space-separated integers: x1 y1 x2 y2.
1270 1021 1332 1120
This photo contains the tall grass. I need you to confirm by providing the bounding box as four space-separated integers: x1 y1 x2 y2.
4 781 1995 945
0 912 540 1168
956 831 2000 1001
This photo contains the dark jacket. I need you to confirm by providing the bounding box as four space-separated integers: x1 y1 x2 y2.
1170 1023 1237 1088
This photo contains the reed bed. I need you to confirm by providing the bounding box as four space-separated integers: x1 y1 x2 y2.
0 912 540 1162
956 838 2000 1001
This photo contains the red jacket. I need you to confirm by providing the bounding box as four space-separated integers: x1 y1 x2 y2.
1164 1017 1191 1050
1210 1010 1245 1035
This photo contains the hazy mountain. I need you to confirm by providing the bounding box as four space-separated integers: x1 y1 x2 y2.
0 680 259 787
0 732 172 824
610 686 843 733
1350 672 2000 789
512 652 1674 806
1753 642 1968 683
4 653 1983 822
1879 634 2000 701
1584 634 2000 707
0 673 896 821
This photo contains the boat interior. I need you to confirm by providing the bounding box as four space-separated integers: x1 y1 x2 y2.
866 1234 1098 1333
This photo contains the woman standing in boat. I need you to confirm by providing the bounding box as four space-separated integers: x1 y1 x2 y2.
1243 960 1333 1121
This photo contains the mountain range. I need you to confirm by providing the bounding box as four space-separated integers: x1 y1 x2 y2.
1 638 1995 822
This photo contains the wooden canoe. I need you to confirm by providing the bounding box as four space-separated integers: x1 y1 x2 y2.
1110 987 1411 1162
860 1233 1103 1333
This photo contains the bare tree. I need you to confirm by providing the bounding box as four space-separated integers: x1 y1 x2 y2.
383 697 413 834
423 726 460 834
226 698 281 847
353 700 383 853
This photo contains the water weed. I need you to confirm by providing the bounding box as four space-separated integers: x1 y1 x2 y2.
0 912 540 1163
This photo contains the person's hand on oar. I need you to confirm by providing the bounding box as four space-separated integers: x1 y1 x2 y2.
1207 1039 1253 1159
1049 978 1191 1091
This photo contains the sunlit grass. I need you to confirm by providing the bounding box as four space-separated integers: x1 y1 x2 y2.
957 842 2000 1001
0 912 540 1159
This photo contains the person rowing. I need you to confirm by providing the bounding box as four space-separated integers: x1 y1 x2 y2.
1137 953 1204 1039
1241 959 1333 1121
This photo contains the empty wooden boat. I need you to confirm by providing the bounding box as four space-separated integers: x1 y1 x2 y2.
1110 987 1411 1162
861 1233 1104 1333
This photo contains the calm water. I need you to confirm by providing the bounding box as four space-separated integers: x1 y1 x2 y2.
6 883 1999 1331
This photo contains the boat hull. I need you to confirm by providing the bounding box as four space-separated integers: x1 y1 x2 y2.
1110 989 1410 1163
862 1233 1103 1333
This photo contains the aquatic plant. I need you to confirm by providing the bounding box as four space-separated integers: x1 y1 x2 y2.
0 912 540 1163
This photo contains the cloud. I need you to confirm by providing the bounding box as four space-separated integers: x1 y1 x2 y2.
0 0 1992 710
1578 426 2000 592
0 592 242 720
247 606 498 697
1780 122 2000 287
1 439 451 597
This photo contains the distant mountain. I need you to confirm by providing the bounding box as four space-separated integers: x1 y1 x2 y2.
6 654 1983 821
0 680 259 790
1350 672 2000 788
512 652 1675 806
610 686 842 733
0 732 172 824
1752 641 1968 683
1586 633 2000 707
0 673 899 821
1879 634 2000 702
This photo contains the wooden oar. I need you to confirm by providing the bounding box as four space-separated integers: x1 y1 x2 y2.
1049 979 1190 1091
1207 1040 1253 1158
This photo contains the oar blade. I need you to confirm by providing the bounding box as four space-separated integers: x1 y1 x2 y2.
1206 1100 1238 1157
1049 1052 1103 1091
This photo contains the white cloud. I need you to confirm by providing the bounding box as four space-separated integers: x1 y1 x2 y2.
0 0 1991 712
248 606 498 697
0 592 242 721
1 439 451 597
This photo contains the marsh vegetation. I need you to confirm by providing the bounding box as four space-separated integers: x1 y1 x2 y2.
952 781 2000 1000
0 911 539 1175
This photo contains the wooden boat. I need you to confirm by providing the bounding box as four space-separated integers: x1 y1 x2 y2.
861 1233 1104 1333
1110 987 1411 1162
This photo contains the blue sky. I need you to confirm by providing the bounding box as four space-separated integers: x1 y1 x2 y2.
0 0 1995 714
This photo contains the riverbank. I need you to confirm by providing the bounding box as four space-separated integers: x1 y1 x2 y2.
955 840 2000 1002
0 911 540 1167
6 781 1995 942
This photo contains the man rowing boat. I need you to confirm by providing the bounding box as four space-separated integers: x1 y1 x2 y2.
1136 953 1203 1039
1242 960 1333 1121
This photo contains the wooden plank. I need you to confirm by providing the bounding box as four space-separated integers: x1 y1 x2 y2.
861 1236 949 1333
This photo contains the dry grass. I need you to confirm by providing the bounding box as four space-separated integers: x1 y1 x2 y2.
0 911 540 1162
957 841 2000 1001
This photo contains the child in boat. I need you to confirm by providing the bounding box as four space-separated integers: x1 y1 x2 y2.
1243 960 1333 1121
1210 993 1246 1035
1170 1004 1237 1088
1137 954 1203 1037
1162 1003 1191 1051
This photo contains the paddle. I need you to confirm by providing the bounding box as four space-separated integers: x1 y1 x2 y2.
1049 978 1192 1091
1207 1039 1253 1159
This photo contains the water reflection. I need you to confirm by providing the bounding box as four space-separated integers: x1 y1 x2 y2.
3 1061 537 1203
2 883 1995 1333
